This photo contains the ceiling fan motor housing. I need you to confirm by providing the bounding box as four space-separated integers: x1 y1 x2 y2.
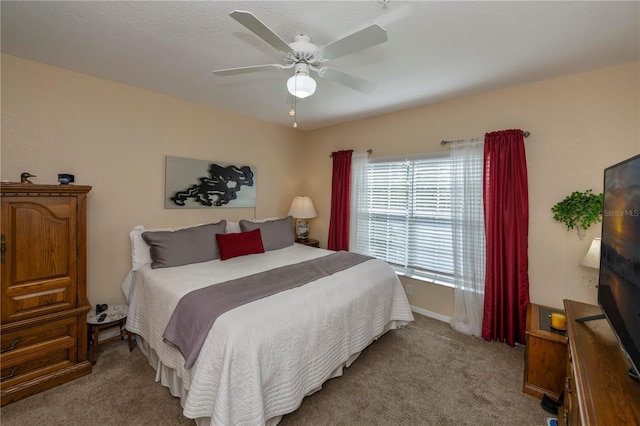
293 63 311 75
286 34 322 65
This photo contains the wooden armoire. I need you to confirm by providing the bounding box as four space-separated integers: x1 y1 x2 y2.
1 183 92 405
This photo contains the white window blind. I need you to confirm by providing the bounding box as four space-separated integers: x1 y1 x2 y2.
356 153 454 284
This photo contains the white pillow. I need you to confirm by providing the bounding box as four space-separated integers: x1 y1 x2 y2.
225 221 241 234
248 217 280 223
130 223 213 270
130 226 159 271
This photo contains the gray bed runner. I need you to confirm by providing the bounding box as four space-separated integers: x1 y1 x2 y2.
163 250 373 368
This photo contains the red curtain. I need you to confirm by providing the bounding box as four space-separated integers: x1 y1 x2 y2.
481 130 530 345
328 150 353 251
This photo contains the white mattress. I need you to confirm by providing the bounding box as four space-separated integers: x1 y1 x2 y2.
124 244 414 425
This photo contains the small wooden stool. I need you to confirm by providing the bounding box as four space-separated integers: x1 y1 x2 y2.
87 304 133 365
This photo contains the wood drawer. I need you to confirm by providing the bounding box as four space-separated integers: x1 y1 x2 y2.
0 346 75 389
565 369 580 425
563 345 580 426
1 317 77 362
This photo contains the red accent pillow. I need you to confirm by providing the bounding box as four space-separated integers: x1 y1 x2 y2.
216 229 265 260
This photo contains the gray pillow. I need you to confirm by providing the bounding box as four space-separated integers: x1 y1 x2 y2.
239 216 294 251
141 221 226 269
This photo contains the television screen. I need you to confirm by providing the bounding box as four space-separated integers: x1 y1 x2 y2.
599 153 640 380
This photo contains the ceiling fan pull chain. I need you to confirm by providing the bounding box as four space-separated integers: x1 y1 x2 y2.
293 77 298 128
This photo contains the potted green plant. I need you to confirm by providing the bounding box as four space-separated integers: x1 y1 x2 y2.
551 189 604 239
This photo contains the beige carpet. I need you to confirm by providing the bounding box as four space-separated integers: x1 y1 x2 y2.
1 314 550 426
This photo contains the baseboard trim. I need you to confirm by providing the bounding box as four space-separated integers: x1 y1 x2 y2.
410 305 451 324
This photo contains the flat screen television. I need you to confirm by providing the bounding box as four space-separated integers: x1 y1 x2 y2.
597 153 640 381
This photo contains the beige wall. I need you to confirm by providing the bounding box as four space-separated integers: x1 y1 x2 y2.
301 61 640 316
1 54 303 306
2 54 639 318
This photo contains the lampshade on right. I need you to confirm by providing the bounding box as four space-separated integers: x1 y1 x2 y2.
288 196 317 240
581 237 601 269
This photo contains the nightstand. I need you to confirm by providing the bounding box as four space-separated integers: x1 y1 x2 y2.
523 303 568 400
87 304 133 365
296 238 320 248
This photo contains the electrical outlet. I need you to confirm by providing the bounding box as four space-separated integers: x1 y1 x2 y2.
405 284 413 295
581 276 598 288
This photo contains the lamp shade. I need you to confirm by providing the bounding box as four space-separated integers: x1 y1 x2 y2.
288 196 317 219
287 74 316 99
581 237 601 269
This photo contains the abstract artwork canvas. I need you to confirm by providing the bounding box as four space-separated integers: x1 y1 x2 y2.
165 156 256 209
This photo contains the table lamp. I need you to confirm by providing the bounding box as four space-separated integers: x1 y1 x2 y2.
580 237 601 289
288 196 317 241
581 237 601 269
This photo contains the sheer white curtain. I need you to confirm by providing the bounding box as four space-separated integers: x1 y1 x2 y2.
349 151 369 253
449 139 486 337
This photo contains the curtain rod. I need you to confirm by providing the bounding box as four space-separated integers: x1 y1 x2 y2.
329 149 372 158
440 131 531 146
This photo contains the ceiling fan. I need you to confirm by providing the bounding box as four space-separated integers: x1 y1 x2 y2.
212 10 388 99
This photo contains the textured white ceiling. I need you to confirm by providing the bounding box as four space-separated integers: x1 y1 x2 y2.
2 1 639 130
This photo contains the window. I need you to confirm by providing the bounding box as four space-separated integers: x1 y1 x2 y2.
352 153 454 285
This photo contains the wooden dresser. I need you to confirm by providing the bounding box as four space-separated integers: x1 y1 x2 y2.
1 183 92 405
563 299 640 425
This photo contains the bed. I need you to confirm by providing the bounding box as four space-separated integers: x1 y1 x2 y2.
123 217 414 426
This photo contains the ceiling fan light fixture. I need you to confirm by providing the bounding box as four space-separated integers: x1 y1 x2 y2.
287 73 316 99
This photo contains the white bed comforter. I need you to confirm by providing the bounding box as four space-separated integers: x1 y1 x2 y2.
125 244 414 426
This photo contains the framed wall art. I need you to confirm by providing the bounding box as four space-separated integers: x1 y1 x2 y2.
165 156 257 209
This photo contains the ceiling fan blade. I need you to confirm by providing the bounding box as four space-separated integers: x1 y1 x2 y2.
319 24 387 60
230 10 294 54
213 64 283 76
317 67 377 93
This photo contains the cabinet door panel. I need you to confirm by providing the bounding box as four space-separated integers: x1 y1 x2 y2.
1 198 77 323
